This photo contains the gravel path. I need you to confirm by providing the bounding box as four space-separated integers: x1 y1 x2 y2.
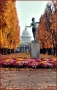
1 68 56 89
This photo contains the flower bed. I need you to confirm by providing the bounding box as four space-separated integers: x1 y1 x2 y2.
1 57 57 68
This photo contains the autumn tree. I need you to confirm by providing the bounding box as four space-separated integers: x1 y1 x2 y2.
36 1 56 55
45 2 56 51
0 0 20 54
36 14 52 54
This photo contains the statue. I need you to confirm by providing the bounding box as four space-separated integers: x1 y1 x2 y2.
27 17 40 40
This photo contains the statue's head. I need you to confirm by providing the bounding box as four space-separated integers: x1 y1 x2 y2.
32 17 35 22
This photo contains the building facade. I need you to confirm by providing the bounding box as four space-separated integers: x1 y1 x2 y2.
15 26 31 52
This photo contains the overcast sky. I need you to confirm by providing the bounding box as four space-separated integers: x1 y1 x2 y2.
15 1 48 40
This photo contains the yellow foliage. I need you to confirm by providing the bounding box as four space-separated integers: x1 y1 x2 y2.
0 0 20 50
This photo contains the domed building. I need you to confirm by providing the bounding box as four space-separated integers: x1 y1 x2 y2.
21 26 31 44
15 26 31 52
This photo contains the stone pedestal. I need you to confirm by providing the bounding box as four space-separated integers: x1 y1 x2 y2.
30 40 40 58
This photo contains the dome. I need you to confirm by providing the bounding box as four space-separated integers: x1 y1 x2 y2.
21 26 31 44
15 26 31 52
21 27 31 38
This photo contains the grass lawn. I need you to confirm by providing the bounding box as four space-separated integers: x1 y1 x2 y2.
0 52 56 59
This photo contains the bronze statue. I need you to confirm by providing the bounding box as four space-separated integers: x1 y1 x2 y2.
27 17 40 40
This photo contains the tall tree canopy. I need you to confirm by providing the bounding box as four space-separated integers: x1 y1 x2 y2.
0 0 20 51
36 1 56 50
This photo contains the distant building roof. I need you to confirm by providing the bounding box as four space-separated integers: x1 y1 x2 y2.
21 26 31 44
21 26 31 38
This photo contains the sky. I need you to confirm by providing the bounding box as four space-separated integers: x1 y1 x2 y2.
15 1 49 40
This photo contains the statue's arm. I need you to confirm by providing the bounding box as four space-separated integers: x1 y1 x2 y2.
27 23 32 27
36 22 39 24
36 19 41 24
27 26 31 27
